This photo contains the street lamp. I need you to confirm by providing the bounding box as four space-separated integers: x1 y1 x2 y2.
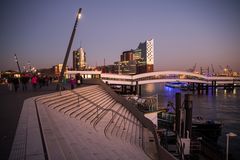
57 8 82 90
226 132 237 160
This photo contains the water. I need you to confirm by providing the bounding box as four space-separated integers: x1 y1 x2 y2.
141 83 240 159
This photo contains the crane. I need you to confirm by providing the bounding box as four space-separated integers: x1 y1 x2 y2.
219 65 233 76
187 63 197 72
211 64 215 75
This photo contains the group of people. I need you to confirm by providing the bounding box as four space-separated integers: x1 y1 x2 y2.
7 74 83 92
7 75 53 92
69 75 83 90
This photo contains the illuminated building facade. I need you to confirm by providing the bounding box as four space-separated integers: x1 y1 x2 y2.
73 48 86 71
117 39 154 74
137 39 154 72
53 64 68 77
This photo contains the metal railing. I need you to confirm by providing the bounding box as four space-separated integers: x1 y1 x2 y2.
82 79 177 160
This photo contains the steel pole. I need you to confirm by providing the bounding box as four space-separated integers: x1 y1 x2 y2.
57 8 82 90
226 134 229 160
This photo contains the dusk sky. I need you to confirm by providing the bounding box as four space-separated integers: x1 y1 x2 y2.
1 0 240 72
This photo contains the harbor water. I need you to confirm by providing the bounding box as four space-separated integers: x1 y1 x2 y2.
141 83 240 159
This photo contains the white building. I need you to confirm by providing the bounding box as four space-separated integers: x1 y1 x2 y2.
73 48 86 70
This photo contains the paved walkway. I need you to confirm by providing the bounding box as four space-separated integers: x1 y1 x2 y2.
0 82 68 160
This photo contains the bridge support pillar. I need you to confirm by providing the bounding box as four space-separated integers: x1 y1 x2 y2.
130 85 134 93
121 85 126 94
138 85 142 97
212 81 217 95
192 83 195 92
135 81 142 96
197 84 201 94
206 84 209 94
135 81 138 95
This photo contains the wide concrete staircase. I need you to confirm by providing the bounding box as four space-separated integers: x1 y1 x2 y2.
9 82 177 160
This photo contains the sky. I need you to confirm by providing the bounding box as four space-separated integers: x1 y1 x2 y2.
1 0 240 72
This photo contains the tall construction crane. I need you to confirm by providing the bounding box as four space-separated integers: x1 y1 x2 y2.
211 64 215 75
219 65 233 76
187 63 197 72
226 65 233 76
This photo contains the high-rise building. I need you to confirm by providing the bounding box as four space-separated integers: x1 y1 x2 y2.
137 39 154 72
116 39 154 75
73 48 86 71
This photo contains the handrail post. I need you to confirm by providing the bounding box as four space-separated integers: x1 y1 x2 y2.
112 110 114 123
97 107 99 118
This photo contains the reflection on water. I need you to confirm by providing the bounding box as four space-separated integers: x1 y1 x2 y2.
141 83 240 159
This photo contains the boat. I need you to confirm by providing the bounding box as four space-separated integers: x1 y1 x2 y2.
165 82 189 90
158 112 222 142
192 116 222 142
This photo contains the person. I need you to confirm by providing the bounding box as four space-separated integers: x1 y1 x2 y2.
20 75 29 91
45 76 49 86
70 77 76 90
12 77 19 92
31 75 38 90
7 77 13 91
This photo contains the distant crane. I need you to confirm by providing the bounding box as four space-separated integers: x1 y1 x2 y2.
211 64 215 75
219 65 233 76
200 66 209 75
188 63 197 72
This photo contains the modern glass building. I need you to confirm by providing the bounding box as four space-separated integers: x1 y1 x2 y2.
137 39 154 72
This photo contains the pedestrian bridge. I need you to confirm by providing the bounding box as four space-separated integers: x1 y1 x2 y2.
67 70 240 86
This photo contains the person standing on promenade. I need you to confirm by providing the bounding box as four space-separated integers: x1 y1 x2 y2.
12 77 19 92
20 75 29 91
31 75 38 90
7 77 13 91
70 77 76 90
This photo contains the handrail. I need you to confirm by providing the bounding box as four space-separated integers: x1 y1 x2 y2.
70 89 140 126
35 80 176 159
82 79 163 160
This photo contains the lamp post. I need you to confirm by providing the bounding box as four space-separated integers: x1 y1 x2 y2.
226 132 237 160
57 8 82 90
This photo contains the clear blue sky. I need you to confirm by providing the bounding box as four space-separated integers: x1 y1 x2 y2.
1 0 240 72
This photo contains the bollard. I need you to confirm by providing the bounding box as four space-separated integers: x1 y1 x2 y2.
175 93 181 136
184 94 193 138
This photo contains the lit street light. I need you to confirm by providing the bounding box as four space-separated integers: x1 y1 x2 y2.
57 8 82 90
226 132 237 160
